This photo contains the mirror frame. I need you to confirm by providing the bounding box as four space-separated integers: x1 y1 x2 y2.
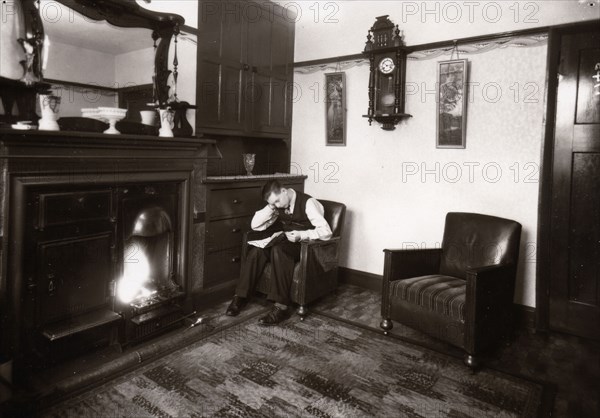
46 0 183 109
55 0 184 108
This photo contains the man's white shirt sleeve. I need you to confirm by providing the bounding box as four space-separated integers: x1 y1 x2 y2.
299 198 332 241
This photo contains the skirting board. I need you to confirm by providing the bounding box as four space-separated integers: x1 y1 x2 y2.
338 267 536 331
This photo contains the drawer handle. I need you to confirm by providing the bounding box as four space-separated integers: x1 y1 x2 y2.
231 256 241 263
232 199 241 204
232 228 241 233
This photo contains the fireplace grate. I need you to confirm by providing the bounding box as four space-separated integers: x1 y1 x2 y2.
129 305 184 343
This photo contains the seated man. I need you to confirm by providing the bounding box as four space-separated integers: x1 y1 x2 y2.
225 179 332 325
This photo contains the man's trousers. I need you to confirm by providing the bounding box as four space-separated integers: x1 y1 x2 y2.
234 240 301 305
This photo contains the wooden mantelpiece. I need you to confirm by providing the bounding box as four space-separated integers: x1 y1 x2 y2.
0 129 217 373
0 129 216 158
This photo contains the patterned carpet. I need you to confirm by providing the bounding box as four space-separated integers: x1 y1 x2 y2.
42 313 544 418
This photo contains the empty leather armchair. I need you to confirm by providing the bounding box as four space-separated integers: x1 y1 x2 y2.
380 212 522 369
242 200 346 319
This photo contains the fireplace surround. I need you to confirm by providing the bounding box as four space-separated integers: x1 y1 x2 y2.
0 129 215 370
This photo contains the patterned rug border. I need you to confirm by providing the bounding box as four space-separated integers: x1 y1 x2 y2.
311 308 556 418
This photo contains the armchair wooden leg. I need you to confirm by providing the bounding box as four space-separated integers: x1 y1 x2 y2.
464 354 481 372
380 318 393 335
298 305 308 321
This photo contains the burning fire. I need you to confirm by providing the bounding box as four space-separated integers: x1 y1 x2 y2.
117 249 157 304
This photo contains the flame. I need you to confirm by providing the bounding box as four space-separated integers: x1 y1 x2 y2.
117 249 156 303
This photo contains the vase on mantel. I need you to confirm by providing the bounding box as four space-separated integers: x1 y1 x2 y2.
38 94 61 131
140 110 157 126
158 108 174 137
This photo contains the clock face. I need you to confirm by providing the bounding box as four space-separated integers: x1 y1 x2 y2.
378 57 395 74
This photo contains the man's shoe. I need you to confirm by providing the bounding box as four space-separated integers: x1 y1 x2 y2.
258 306 290 326
225 296 247 316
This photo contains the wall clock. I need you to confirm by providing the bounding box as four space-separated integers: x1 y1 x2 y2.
363 15 412 131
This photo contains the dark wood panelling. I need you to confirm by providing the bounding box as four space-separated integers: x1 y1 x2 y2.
569 153 600 305
205 136 290 177
36 233 113 326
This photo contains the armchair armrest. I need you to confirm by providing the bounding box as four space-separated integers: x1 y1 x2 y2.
382 248 442 283
294 237 342 305
464 263 518 353
298 237 341 274
301 236 341 249
465 263 517 302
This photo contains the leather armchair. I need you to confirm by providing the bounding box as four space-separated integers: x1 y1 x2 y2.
242 200 346 320
380 212 522 369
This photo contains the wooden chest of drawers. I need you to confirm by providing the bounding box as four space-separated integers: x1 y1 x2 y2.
203 176 306 289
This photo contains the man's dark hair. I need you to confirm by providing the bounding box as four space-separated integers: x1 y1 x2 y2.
262 179 282 201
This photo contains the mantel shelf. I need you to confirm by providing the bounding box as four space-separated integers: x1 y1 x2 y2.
0 128 222 160
0 128 215 145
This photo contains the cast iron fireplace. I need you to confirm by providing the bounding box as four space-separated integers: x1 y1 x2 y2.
22 181 190 365
0 131 211 370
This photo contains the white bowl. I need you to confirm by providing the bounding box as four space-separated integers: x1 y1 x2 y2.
97 107 128 134
81 108 103 120
97 107 128 118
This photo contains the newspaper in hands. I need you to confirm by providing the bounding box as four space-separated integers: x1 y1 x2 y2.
247 231 287 249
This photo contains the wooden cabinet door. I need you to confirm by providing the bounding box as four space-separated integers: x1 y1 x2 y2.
197 0 246 132
267 16 295 134
246 12 294 136
196 0 295 138
549 27 600 340
246 11 273 134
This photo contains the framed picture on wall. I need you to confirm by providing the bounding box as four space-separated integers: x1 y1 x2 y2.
437 59 469 149
325 72 346 146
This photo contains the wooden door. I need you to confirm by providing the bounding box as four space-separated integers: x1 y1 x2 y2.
549 27 600 340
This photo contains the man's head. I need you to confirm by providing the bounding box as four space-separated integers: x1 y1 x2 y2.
262 180 291 209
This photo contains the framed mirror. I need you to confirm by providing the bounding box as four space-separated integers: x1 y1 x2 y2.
1 0 184 126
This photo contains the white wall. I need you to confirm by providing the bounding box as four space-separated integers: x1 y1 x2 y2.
293 0 599 62
44 40 116 86
114 47 155 87
290 1 599 307
43 41 118 116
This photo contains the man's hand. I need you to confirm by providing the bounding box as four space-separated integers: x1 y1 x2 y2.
285 230 301 242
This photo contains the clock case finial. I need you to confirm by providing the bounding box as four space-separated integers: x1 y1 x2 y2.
363 16 412 131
